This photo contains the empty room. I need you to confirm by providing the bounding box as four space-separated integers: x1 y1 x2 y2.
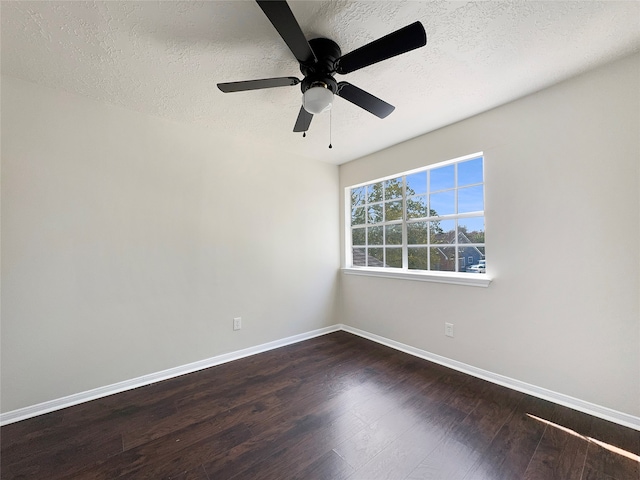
1 1 639 479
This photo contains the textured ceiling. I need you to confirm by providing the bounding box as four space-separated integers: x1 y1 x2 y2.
2 1 639 164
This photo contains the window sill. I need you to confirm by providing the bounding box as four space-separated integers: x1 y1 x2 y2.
342 267 492 287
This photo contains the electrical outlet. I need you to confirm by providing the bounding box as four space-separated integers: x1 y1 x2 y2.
233 317 242 331
445 322 454 338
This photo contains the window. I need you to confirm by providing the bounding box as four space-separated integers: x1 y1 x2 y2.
347 153 485 277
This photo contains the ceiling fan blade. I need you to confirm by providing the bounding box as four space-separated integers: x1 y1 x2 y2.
217 77 300 93
256 0 316 65
336 82 395 118
293 106 313 132
335 21 426 75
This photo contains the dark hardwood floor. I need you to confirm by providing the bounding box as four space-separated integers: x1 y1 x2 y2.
1 331 638 479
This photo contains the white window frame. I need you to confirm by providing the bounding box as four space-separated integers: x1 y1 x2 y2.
343 152 491 287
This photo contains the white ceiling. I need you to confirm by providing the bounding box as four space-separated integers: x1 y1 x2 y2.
2 1 639 165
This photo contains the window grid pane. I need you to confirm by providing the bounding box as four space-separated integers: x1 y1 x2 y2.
349 155 484 273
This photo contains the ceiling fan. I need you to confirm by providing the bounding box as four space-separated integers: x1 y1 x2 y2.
217 0 427 134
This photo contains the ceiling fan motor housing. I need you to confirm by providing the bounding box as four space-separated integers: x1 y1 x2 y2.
300 38 341 94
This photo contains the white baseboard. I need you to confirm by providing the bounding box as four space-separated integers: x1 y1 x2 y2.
0 325 340 426
2 323 638 431
340 324 640 431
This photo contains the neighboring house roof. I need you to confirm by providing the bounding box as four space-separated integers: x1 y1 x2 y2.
352 248 386 267
432 231 485 260
354 231 484 265
432 230 477 244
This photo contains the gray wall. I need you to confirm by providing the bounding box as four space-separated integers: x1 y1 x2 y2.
2 53 639 420
339 53 640 417
1 76 340 412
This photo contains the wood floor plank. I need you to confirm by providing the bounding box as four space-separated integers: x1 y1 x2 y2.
337 387 466 473
73 421 252 479
462 395 556 480
588 414 640 455
3 335 335 462
121 330 375 450
348 401 468 480
225 410 366 480
198 379 372 478
332 410 409 471
405 384 524 480
200 383 374 478
121 372 296 450
202 342 419 479
582 436 640 479
1 331 636 480
0 432 123 480
408 385 524 480
0 409 65 451
522 404 593 480
580 465 623 480
582 415 640 480
445 376 492 415
292 449 355 480
172 465 211 480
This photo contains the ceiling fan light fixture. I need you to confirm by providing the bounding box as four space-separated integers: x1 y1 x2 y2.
302 84 333 114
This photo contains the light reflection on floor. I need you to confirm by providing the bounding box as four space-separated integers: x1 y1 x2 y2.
527 414 640 463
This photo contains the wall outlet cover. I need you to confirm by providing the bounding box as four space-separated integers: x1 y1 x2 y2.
445 323 454 337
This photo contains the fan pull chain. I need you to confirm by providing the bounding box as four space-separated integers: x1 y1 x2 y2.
328 109 333 149
303 132 306 138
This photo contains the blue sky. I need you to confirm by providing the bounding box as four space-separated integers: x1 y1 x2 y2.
352 157 484 221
